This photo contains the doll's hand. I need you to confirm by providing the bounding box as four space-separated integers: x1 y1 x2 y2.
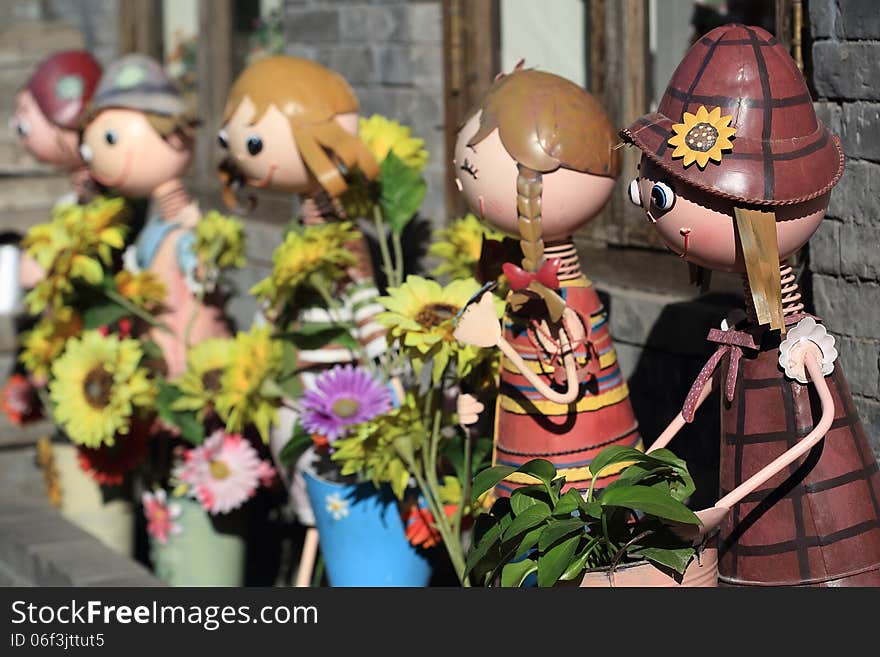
665 506 729 545
453 293 501 348
778 317 837 384
177 201 201 229
457 393 484 426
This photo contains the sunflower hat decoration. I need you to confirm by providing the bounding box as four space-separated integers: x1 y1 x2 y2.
171 338 232 421
49 330 156 448
667 105 736 169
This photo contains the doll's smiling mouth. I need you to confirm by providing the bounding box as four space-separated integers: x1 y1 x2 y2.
250 164 277 188
678 228 691 259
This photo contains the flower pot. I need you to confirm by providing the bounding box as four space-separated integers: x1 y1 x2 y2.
575 546 718 587
52 442 134 556
303 470 433 586
149 497 247 586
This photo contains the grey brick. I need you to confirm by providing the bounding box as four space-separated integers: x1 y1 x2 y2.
809 0 837 38
814 101 842 136
285 7 342 43
840 102 880 162
406 3 443 44
826 159 880 224
340 5 407 42
836 335 880 398
839 222 880 280
852 396 880 460
835 0 880 39
809 218 841 276
813 274 880 339
313 45 379 85
813 42 880 101
379 43 443 89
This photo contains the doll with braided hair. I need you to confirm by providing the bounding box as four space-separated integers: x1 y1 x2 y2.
453 66 641 498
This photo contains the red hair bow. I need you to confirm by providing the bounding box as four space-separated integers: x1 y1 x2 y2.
502 258 561 291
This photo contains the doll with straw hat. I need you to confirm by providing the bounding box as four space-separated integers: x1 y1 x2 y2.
622 24 880 586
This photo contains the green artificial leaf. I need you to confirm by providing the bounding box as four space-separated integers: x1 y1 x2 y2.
466 516 505 578
503 504 550 540
82 301 129 329
510 485 552 517
630 546 696 576
379 152 427 234
155 381 204 445
589 446 654 480
537 534 580 587
472 465 516 502
515 459 557 490
538 517 586 552
279 421 312 467
280 323 358 351
500 559 538 588
600 485 700 525
512 525 544 560
552 489 583 517
559 543 595 581
139 339 163 365
577 498 602 519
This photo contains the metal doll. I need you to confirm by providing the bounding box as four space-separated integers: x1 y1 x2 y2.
11 50 102 290
220 55 385 373
219 56 386 584
80 54 230 378
622 24 880 586
453 66 641 497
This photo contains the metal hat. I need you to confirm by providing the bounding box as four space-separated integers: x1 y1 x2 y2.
90 54 186 117
621 24 844 206
24 50 102 129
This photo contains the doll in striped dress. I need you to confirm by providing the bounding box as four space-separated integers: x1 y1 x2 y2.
452 66 641 497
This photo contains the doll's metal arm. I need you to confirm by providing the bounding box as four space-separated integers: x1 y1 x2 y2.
497 332 580 405
646 358 721 454
716 348 833 510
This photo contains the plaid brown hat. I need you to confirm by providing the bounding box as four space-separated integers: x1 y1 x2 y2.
621 24 844 206
90 54 187 117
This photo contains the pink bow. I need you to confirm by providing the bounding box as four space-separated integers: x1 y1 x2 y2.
502 258 561 291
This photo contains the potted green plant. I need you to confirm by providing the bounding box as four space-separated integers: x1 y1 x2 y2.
467 446 718 587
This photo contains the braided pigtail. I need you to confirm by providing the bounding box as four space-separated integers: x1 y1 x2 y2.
516 164 544 273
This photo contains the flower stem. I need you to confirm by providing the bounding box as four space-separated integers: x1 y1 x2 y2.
391 231 405 288
372 205 397 289
103 289 173 335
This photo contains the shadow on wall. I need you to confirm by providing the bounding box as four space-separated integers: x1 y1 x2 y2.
610 291 744 509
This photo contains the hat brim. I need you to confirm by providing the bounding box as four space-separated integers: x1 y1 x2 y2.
621 112 845 206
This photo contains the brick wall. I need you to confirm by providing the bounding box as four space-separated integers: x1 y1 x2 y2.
283 0 447 226
809 0 880 458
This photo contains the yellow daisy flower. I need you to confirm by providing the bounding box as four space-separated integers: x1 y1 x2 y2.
171 338 233 420
359 114 428 171
216 326 282 443
114 270 167 309
429 214 506 280
377 276 503 382
668 105 736 168
194 211 247 270
19 309 83 380
251 222 358 309
49 330 156 448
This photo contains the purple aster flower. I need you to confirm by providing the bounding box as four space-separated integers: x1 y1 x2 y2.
300 365 392 441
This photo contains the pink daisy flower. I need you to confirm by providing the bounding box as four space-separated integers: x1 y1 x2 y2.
301 365 392 441
176 430 275 515
142 489 182 545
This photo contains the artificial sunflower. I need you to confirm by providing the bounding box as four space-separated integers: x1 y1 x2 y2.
114 270 167 309
194 210 247 270
22 196 128 313
668 105 736 168
429 214 506 280
215 326 283 443
250 222 358 310
171 338 233 420
359 114 428 171
19 309 83 381
377 275 503 382
49 330 156 448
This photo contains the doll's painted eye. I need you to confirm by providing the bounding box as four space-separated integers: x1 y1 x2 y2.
15 119 31 138
650 182 675 211
627 179 642 206
217 129 229 149
104 129 118 146
460 157 478 179
246 134 263 156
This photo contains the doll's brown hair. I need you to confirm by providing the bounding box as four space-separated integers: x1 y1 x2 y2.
467 66 619 273
223 56 379 198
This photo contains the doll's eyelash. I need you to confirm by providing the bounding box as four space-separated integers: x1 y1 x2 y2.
460 158 478 179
